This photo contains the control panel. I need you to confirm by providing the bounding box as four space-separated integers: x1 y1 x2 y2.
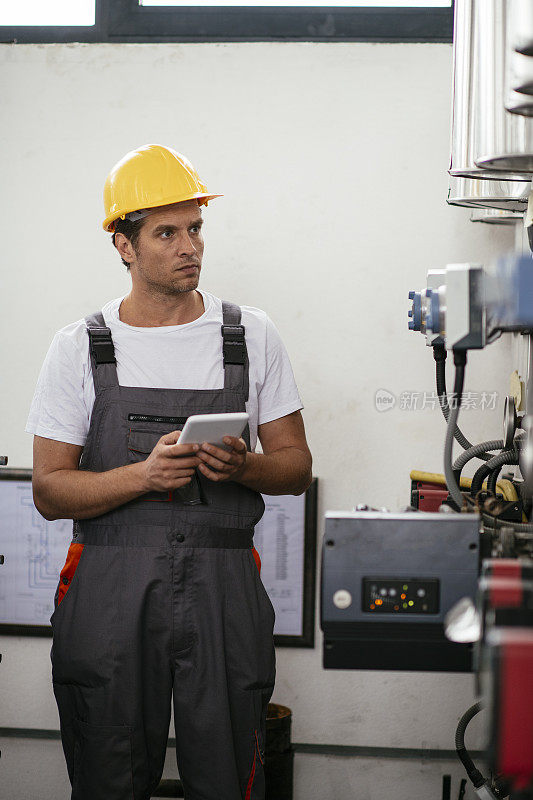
363 577 440 614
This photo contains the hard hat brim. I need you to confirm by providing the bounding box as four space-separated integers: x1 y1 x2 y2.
103 191 223 232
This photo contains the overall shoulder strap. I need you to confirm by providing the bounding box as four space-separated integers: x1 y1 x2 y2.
85 311 119 393
221 301 249 402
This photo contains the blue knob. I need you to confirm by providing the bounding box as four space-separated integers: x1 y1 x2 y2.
430 293 441 333
408 290 415 299
408 320 415 330
408 310 413 317
426 289 433 297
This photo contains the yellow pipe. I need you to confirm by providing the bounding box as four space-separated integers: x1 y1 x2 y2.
410 470 519 502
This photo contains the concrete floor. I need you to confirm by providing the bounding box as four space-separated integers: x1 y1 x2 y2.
0 736 477 800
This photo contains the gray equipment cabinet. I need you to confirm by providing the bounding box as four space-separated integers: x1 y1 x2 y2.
320 511 480 672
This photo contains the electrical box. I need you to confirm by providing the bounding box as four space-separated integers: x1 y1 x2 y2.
321 511 480 672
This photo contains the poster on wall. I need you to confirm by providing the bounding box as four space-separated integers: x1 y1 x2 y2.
0 470 317 646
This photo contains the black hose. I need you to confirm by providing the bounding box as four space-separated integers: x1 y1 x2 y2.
481 511 533 533
487 457 519 495
471 450 519 497
434 344 492 461
444 351 468 510
455 702 485 788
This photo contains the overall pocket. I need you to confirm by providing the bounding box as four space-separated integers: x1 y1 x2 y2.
72 718 134 800
50 542 86 624
127 425 203 504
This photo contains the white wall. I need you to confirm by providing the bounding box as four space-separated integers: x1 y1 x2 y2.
0 41 517 800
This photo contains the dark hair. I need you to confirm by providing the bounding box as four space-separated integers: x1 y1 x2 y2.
111 216 147 271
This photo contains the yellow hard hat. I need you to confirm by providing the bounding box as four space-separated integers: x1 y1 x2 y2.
102 143 222 232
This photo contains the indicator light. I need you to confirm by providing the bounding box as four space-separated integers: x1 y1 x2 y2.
370 604 375 610
408 601 414 607
375 599 383 606
394 605 399 611
403 585 408 590
402 603 408 609
400 593 406 600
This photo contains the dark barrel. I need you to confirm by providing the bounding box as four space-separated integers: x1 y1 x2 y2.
265 703 294 800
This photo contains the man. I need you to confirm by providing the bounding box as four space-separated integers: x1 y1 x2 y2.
26 143 312 800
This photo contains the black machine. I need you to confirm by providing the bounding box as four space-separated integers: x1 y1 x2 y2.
320 510 481 672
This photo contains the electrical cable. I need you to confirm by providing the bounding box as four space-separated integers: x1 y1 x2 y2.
455 702 485 789
444 350 468 510
453 440 505 472
470 449 521 498
452 439 505 495
487 458 519 495
434 344 492 461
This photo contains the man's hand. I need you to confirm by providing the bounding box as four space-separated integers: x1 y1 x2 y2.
142 430 201 492
196 436 247 482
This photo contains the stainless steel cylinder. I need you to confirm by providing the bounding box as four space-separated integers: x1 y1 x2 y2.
475 0 533 174
509 0 533 57
470 208 524 224
508 51 533 96
505 17 533 117
447 176 531 210
450 0 529 179
506 89 533 117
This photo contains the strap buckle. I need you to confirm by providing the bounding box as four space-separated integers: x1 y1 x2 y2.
221 324 246 365
89 328 116 365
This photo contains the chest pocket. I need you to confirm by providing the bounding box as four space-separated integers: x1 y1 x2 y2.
127 427 203 505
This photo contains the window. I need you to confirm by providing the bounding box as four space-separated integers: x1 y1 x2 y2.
0 0 94 26
0 0 453 43
141 1 450 6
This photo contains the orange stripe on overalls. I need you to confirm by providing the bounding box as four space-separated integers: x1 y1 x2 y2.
244 746 257 800
252 545 261 575
57 543 85 606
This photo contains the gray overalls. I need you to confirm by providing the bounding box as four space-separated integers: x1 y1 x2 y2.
49 302 276 800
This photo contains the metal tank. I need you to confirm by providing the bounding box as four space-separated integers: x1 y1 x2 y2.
508 0 533 57
475 0 533 174
508 51 533 96
507 88 533 117
470 208 524 224
506 1 533 117
449 0 527 180
447 176 531 211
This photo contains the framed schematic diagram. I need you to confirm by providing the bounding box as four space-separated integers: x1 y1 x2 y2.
0 469 73 636
256 478 318 648
0 469 318 645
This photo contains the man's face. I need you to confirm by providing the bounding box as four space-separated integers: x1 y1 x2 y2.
125 200 204 295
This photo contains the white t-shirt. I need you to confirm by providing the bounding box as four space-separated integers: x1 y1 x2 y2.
25 290 303 453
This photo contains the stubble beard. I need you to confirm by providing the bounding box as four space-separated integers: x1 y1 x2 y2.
137 262 201 298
